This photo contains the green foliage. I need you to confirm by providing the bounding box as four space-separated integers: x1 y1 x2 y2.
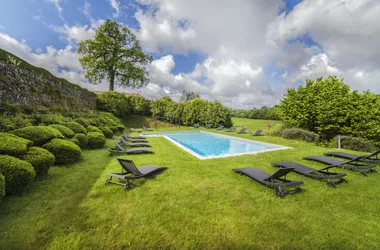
179 90 200 102
49 124 75 138
87 118 101 126
66 138 80 146
151 96 174 117
87 132 106 149
231 106 280 120
42 139 81 165
96 91 130 116
73 133 88 149
281 128 320 144
278 76 380 144
0 114 33 131
41 114 67 125
11 126 59 146
182 98 209 125
128 96 151 115
78 19 152 90
337 136 375 152
0 132 31 157
6 54 22 65
0 155 35 195
46 126 64 139
23 147 55 176
74 118 90 128
0 173 4 200
63 122 87 134
87 125 103 133
99 126 114 138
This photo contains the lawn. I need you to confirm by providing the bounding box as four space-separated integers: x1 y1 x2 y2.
1 117 380 249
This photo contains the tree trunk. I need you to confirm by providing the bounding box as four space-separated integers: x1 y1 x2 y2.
108 71 115 91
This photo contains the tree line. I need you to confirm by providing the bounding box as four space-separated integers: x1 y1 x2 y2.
230 106 280 120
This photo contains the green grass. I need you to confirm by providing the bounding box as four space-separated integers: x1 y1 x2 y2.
1 117 380 249
232 117 282 134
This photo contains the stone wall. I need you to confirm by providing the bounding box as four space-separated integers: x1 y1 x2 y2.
0 61 97 112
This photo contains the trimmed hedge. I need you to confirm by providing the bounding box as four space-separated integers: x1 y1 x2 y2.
42 139 81 165
0 155 35 195
73 133 88 149
87 132 106 149
49 124 75 138
337 136 375 152
11 126 59 146
46 126 64 139
23 147 55 176
0 133 32 157
66 138 80 146
87 125 103 133
63 122 87 134
74 118 90 128
0 173 5 200
281 128 320 144
87 118 101 126
99 126 114 139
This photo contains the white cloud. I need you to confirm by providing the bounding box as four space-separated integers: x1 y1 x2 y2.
108 0 120 18
50 20 104 44
46 0 65 21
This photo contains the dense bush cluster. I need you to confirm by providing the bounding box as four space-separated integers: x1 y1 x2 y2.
99 126 114 138
281 128 320 144
231 106 280 120
63 122 87 134
23 147 55 176
73 133 88 149
49 124 75 138
0 155 35 195
337 136 375 152
278 76 380 147
0 132 31 157
12 126 59 146
87 132 106 149
42 139 81 165
74 118 90 127
0 173 5 200
87 125 103 133
97 91 130 116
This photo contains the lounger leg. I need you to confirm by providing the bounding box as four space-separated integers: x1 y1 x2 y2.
327 181 336 188
123 180 130 190
359 170 368 177
105 176 112 186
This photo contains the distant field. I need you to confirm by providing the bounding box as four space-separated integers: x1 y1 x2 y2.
232 117 282 134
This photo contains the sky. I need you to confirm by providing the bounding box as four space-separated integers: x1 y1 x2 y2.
0 0 379 109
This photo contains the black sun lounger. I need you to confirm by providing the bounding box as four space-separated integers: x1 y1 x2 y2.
205 124 212 129
143 126 154 131
119 137 151 147
232 167 303 197
249 129 263 136
216 126 224 130
237 128 247 134
272 162 347 188
122 133 148 142
105 158 167 190
225 126 236 132
193 123 199 128
109 141 153 155
324 149 380 164
303 156 376 176
129 127 142 133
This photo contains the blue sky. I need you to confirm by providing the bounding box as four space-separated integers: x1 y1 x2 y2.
0 0 378 108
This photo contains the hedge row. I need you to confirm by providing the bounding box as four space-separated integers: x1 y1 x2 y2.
43 139 81 165
23 147 55 176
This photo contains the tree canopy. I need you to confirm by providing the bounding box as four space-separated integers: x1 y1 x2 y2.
78 19 152 91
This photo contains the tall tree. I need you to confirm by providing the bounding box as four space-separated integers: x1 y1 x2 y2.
78 19 152 91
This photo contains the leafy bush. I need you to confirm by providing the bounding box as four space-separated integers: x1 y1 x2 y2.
49 124 75 138
0 114 33 131
337 136 375 152
87 132 106 149
40 113 66 125
99 126 114 138
116 125 125 132
12 126 59 146
0 133 32 157
87 118 101 126
74 133 88 149
42 139 81 165
87 125 103 133
281 128 320 143
96 91 130 116
66 138 80 146
63 122 87 134
0 155 35 195
23 147 55 176
46 126 64 139
270 124 286 137
0 173 4 200
74 118 90 128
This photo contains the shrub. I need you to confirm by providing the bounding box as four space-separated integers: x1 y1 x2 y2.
0 133 32 157
281 128 320 143
0 155 35 195
42 139 81 165
73 133 88 149
66 138 80 146
74 118 90 128
96 91 130 116
0 173 4 200
87 125 103 133
63 122 87 134
270 124 286 137
87 132 106 149
87 118 101 126
0 114 33 131
12 126 59 146
116 124 125 132
40 113 66 125
23 147 55 176
49 124 75 138
99 126 114 138
337 136 375 152
46 126 64 139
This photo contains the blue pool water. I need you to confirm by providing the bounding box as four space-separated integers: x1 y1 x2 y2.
143 131 289 159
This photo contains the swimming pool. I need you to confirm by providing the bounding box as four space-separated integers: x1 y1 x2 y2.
143 131 290 159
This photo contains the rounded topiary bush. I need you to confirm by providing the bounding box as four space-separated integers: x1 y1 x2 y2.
42 139 81 165
109 126 119 133
0 132 32 157
63 122 87 134
49 124 75 138
99 126 114 139
116 124 125 132
74 133 88 149
87 125 103 133
23 147 55 176
46 126 64 139
337 136 374 152
11 126 58 146
66 138 80 146
0 155 35 195
281 128 320 144
74 118 90 128
87 118 101 127
87 132 106 149
0 173 5 200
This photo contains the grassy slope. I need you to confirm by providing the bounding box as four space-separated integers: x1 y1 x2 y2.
1 117 380 249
